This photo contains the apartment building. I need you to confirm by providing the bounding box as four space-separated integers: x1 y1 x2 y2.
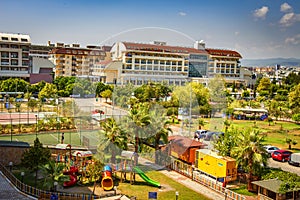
0 33 31 80
206 48 242 79
49 44 106 77
108 41 208 85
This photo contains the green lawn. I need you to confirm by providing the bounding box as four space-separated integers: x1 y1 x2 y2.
230 120 300 150
0 129 100 147
116 165 210 200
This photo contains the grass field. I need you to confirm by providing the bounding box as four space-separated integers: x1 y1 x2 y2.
229 120 300 150
116 165 210 200
0 129 100 148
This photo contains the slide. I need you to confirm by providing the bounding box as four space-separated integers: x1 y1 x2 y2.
63 166 78 187
133 167 161 188
63 174 77 187
101 165 114 191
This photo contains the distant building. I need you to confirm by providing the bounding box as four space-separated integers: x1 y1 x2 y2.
206 48 242 79
49 44 106 78
108 41 208 85
0 32 31 80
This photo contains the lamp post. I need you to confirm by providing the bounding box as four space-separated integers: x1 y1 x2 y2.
21 171 25 183
9 161 13 172
35 114 38 139
114 186 117 196
175 191 179 200
53 181 58 192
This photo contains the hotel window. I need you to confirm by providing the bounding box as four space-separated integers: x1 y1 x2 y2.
154 66 158 71
172 67 176 71
134 65 139 70
141 66 146 70
11 52 18 58
1 37 8 40
147 66 152 70
21 38 28 42
160 66 164 71
166 67 170 71
11 44 19 49
11 38 18 41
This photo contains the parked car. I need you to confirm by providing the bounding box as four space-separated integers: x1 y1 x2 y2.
194 130 208 139
264 145 280 157
271 150 292 162
204 132 224 141
288 153 300 167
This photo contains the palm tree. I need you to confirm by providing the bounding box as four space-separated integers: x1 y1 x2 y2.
223 119 231 132
99 118 127 164
127 103 151 165
231 129 267 191
198 118 205 130
40 160 70 191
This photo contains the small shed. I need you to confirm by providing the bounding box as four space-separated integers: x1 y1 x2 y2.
252 179 300 200
168 135 207 164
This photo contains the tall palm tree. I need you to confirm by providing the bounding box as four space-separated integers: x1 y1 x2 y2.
231 129 267 191
99 117 127 164
127 103 151 165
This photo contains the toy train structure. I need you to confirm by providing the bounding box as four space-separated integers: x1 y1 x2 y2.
163 135 237 184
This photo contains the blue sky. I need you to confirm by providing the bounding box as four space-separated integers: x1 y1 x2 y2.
1 0 300 59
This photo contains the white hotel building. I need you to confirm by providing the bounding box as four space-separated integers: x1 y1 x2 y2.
108 41 208 85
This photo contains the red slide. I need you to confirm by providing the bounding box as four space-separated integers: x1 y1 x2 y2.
63 166 78 187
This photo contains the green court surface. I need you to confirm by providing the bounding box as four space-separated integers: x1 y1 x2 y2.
0 129 100 148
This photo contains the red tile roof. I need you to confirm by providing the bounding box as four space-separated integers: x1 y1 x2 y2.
168 135 206 148
205 48 242 58
123 42 208 54
49 47 104 55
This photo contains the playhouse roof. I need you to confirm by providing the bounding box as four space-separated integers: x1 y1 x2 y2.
72 150 93 157
55 144 71 149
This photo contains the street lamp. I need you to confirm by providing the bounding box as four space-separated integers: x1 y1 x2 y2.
21 171 25 183
9 161 13 172
175 191 179 200
35 114 38 139
114 186 117 195
53 181 58 192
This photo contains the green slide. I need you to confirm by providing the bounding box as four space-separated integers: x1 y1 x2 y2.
133 167 161 188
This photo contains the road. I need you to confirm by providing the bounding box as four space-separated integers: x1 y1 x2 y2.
268 158 300 175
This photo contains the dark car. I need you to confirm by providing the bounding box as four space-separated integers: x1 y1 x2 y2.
194 130 208 139
272 150 292 162
204 131 224 141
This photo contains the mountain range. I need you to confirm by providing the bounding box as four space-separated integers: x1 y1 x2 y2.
241 58 300 67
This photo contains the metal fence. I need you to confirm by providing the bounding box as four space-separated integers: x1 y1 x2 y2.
0 162 99 200
169 159 246 200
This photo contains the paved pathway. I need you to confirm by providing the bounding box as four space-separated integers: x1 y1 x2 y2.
0 171 35 200
138 157 224 200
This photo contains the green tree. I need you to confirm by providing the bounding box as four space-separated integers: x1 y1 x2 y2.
257 77 271 97
126 103 151 165
231 129 268 191
21 138 51 187
28 99 38 112
40 160 69 190
100 89 112 103
285 138 297 150
289 83 300 114
38 83 58 100
86 159 104 194
99 118 127 163
198 118 205 130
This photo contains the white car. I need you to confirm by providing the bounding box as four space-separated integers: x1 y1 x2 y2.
264 145 280 157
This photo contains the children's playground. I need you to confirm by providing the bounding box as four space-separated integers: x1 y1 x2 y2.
52 145 161 195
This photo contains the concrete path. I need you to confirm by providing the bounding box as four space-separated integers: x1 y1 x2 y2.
0 171 36 200
139 157 224 200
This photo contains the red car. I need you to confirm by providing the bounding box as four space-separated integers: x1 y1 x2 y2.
272 150 292 162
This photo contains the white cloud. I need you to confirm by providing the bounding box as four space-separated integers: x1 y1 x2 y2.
178 12 187 16
280 3 292 13
279 12 300 27
285 34 300 45
253 6 269 20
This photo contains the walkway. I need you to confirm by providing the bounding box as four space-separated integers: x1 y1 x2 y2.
0 171 35 200
138 157 224 200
